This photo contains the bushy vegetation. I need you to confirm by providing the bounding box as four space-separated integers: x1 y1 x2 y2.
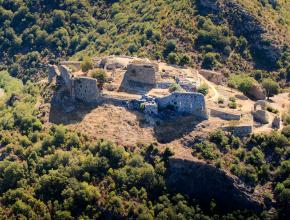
0 74 273 219
197 83 209 96
192 129 290 218
0 0 289 85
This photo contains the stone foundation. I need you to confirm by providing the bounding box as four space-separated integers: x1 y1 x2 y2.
222 125 253 137
210 108 241 120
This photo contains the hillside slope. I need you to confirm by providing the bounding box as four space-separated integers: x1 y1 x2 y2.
0 0 289 83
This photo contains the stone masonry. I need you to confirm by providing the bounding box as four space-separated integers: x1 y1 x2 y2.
155 92 208 119
121 63 158 89
73 77 99 102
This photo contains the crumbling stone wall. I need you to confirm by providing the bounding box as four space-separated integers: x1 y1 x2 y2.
122 63 157 88
59 65 73 88
73 77 99 102
253 110 269 124
222 125 253 137
60 61 81 70
155 92 208 119
48 64 60 83
210 108 241 120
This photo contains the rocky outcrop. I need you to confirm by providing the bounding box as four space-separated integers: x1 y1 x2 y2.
247 84 266 100
166 157 263 211
199 69 226 85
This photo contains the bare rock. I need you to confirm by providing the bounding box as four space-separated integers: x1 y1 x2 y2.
247 84 266 100
167 157 263 211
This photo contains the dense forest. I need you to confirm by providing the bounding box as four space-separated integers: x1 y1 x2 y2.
0 0 289 83
0 71 289 219
0 0 289 219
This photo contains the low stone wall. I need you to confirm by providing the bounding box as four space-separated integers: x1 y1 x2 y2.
199 69 225 85
222 125 253 137
60 61 81 70
253 110 269 124
210 108 241 120
155 92 208 119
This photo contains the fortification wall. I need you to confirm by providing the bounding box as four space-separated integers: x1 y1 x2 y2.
222 125 253 137
155 92 208 119
125 63 157 86
73 77 99 102
59 65 73 88
210 108 241 120
60 61 81 70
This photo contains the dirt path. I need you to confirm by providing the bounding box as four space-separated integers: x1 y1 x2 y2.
195 70 219 101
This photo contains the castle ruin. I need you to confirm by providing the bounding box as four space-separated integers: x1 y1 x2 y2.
48 56 208 119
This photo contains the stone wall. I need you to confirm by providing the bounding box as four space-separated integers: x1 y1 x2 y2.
59 65 73 88
199 69 225 85
210 108 241 120
73 77 99 102
222 125 253 137
123 63 157 87
48 64 60 83
155 92 208 119
253 110 269 124
60 61 81 70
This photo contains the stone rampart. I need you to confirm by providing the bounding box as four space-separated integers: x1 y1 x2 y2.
222 125 253 137
124 63 157 86
210 108 241 120
59 65 73 88
60 61 81 70
73 77 99 102
155 92 208 119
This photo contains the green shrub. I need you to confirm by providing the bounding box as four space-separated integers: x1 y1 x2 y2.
81 58 93 72
179 54 190 66
197 83 209 96
218 97 224 104
164 40 177 56
202 52 218 69
282 112 290 125
228 75 255 94
262 78 279 99
229 97 236 102
282 125 290 138
91 69 107 90
228 101 237 109
168 52 179 64
169 83 183 93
